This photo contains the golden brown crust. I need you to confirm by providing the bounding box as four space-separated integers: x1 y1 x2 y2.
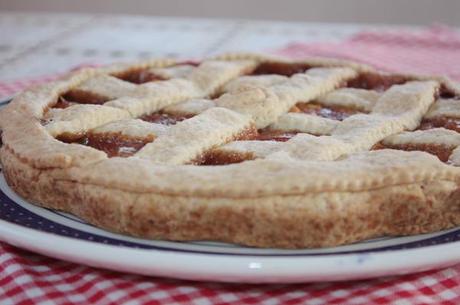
2 52 460 249
2 148 460 248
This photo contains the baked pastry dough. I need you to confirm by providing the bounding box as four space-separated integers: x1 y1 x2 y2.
1 53 460 248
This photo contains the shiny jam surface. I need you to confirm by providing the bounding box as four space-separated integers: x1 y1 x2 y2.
53 97 75 109
293 102 361 121
85 133 154 157
373 142 454 162
113 62 200 84
256 129 298 142
419 117 460 133
59 90 108 105
200 150 254 165
251 62 312 76
56 133 88 143
438 85 457 99
175 60 200 67
235 126 260 142
115 69 166 84
347 73 408 91
140 112 193 125
197 126 259 165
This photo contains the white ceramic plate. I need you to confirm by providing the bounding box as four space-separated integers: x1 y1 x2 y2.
1 94 460 283
1 173 460 283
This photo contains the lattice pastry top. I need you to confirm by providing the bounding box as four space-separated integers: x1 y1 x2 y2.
1 53 460 248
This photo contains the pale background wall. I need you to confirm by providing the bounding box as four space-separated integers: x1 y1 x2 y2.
1 0 459 26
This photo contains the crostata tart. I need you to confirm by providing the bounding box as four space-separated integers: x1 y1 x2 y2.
1 53 460 248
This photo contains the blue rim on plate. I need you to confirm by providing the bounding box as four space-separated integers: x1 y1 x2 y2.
1 174 460 257
0 96 12 106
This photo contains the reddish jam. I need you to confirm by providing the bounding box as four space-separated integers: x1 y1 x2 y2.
140 112 193 125
196 126 259 163
56 133 88 143
115 69 166 84
419 117 460 133
197 126 259 165
236 126 260 141
55 133 152 157
58 90 108 106
438 84 458 99
347 73 408 92
251 62 311 76
294 102 361 121
200 151 254 165
373 142 453 162
85 133 154 157
256 129 298 142
114 61 201 84
53 97 75 109
176 60 200 67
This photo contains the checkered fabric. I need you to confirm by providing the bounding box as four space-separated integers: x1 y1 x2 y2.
0 75 57 100
1 25 460 304
277 25 460 81
1 243 459 305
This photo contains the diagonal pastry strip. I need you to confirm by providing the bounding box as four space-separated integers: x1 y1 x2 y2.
315 87 381 112
44 104 131 137
267 112 339 135
216 67 358 128
69 75 139 101
424 98 460 119
105 60 257 117
134 107 254 164
41 60 257 138
267 80 439 162
91 119 168 139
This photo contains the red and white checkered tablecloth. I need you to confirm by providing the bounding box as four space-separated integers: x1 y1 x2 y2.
1 25 460 304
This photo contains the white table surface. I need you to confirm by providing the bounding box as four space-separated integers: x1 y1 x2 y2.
0 12 423 83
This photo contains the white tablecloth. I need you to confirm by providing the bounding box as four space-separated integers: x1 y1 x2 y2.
0 12 422 82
